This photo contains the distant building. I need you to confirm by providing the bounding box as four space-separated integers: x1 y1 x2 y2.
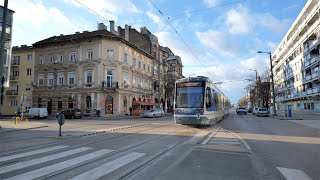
272 0 320 111
2 46 34 115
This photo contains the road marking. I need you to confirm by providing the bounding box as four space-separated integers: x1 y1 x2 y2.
5 149 114 180
222 128 252 150
210 138 239 142
277 167 312 180
209 141 241 145
202 127 220 144
70 152 145 180
0 145 68 163
0 147 92 174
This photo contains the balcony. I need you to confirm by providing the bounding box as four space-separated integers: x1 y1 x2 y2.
311 72 319 80
11 60 20 66
10 75 19 81
6 90 18 96
102 81 118 91
304 56 319 68
307 87 320 95
84 83 93 88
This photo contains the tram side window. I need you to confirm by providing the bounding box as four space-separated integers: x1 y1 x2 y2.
206 88 213 111
214 92 219 111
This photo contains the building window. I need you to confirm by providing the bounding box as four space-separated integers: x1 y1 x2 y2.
27 54 32 61
58 97 62 109
124 53 128 63
133 58 136 67
25 84 31 91
138 61 141 69
38 74 44 86
86 96 92 109
13 56 20 65
106 70 113 87
11 100 18 107
39 55 45 64
68 72 75 85
48 73 54 86
27 69 32 76
86 70 93 84
143 64 146 70
87 49 93 59
123 73 128 87
107 50 114 60
60 54 64 62
38 98 42 108
69 52 76 61
57 73 64 85
148 65 150 72
50 55 55 63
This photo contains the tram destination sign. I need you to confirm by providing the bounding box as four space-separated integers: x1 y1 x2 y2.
177 82 203 87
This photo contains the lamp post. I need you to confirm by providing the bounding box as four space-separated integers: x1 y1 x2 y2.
249 69 257 107
257 51 277 116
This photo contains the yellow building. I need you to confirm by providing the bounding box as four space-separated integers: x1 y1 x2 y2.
2 46 34 115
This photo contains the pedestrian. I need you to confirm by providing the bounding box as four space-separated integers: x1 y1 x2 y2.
17 106 22 117
129 107 133 116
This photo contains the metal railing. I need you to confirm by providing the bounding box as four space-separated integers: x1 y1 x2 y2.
10 75 19 81
102 81 118 89
6 90 18 95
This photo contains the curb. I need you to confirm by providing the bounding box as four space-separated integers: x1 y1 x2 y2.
270 116 303 120
0 125 49 133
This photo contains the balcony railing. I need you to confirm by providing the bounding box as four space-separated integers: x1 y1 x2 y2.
84 83 93 88
6 90 18 95
311 72 319 80
10 75 19 81
11 60 20 65
102 81 118 89
304 56 319 68
307 87 320 95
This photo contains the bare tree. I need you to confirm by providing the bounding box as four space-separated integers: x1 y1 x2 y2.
256 69 271 109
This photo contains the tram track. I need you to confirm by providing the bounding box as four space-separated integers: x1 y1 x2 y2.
0 122 170 157
41 125 192 179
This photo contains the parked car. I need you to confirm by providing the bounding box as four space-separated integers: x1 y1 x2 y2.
22 108 48 119
256 108 269 117
143 108 164 118
247 108 253 113
252 107 259 115
57 109 82 119
236 107 247 115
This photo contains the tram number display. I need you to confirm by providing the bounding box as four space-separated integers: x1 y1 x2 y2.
177 82 202 87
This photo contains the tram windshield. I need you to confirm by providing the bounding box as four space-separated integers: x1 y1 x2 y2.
175 81 204 108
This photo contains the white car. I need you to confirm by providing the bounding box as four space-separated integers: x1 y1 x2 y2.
256 108 269 117
252 107 259 115
236 107 247 115
143 108 164 118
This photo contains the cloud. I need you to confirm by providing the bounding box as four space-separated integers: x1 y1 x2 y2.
4 0 79 46
226 6 251 34
196 30 247 56
63 0 140 21
256 13 291 34
203 0 220 7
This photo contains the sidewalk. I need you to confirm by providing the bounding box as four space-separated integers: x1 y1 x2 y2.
0 119 49 133
271 110 320 120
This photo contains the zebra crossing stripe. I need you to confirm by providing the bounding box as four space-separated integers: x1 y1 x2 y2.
277 167 312 180
70 152 145 180
0 147 92 174
5 149 113 180
0 145 68 163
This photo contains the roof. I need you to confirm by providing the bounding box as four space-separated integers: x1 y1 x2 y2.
12 45 33 52
33 29 118 45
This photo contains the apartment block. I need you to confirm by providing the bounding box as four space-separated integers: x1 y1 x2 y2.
2 46 34 115
272 0 320 111
32 22 160 115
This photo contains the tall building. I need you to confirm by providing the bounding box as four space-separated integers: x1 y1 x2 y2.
0 5 14 115
2 46 34 115
272 0 320 111
32 23 156 115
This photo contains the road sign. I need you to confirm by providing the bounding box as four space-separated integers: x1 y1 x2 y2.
57 113 65 125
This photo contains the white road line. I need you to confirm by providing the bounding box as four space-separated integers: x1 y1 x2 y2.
202 127 220 145
277 167 312 180
222 128 252 150
209 141 241 145
0 146 68 163
210 138 239 142
5 149 113 180
70 152 145 180
0 147 92 174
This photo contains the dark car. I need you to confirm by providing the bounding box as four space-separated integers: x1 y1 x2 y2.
247 108 253 113
57 109 82 119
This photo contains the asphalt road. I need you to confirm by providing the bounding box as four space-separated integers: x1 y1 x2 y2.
0 113 319 179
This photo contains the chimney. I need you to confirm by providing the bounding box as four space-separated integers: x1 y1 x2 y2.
98 23 107 30
110 20 115 34
125 24 129 41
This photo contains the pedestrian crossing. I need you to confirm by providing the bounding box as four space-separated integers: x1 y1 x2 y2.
0 145 145 180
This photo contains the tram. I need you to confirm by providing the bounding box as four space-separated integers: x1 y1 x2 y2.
174 76 230 126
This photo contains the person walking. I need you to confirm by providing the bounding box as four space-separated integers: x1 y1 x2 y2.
129 107 133 116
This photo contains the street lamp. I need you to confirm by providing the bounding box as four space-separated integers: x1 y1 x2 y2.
248 68 257 107
257 51 277 116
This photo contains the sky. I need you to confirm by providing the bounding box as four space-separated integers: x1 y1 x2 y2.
1 0 308 104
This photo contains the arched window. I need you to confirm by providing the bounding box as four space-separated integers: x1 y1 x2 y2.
37 98 42 108
58 97 63 109
86 96 91 109
132 97 136 101
68 97 74 108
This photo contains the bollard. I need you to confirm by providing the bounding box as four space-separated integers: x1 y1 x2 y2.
15 117 20 124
